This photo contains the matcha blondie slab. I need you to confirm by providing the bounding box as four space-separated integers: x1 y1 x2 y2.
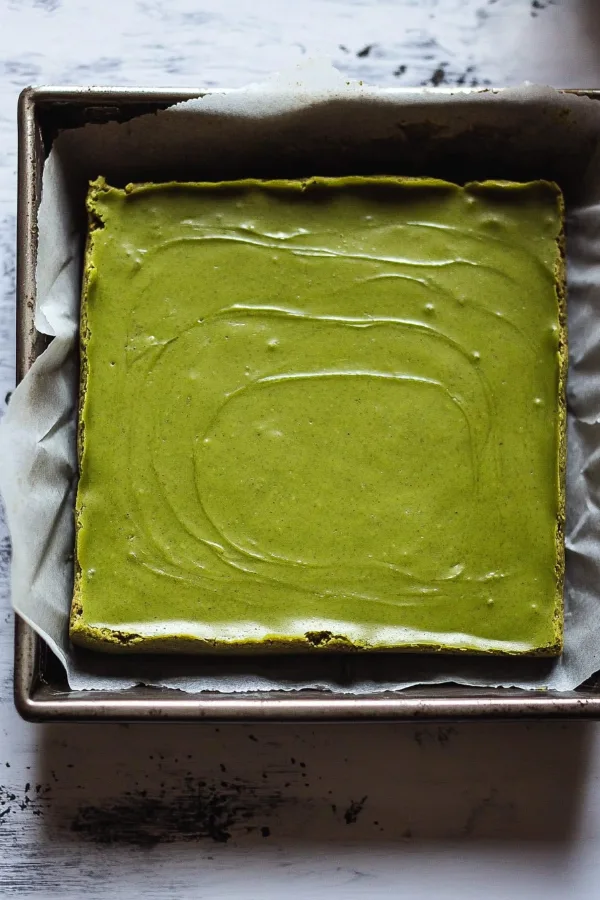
71 176 565 655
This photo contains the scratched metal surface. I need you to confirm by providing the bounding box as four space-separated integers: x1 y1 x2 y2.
3 1 600 897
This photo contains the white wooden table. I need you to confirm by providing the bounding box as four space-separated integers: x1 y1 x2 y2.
3 2 600 897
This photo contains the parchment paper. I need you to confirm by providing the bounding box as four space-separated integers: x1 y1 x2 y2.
3 64 600 692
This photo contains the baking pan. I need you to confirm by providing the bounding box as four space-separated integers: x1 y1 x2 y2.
13 85 600 722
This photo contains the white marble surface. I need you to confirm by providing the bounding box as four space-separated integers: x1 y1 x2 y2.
3 1 600 897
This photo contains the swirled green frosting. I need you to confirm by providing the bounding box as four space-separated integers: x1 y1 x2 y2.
71 176 565 655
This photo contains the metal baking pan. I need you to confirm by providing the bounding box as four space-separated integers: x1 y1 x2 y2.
13 85 600 722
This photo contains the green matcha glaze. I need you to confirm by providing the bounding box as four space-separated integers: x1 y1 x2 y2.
72 176 565 654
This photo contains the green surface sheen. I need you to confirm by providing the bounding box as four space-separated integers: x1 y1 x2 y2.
73 176 564 654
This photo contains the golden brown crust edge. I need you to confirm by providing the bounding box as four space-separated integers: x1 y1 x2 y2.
552 184 567 656
70 180 104 643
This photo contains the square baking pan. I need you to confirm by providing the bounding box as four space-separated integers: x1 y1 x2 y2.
13 85 600 722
